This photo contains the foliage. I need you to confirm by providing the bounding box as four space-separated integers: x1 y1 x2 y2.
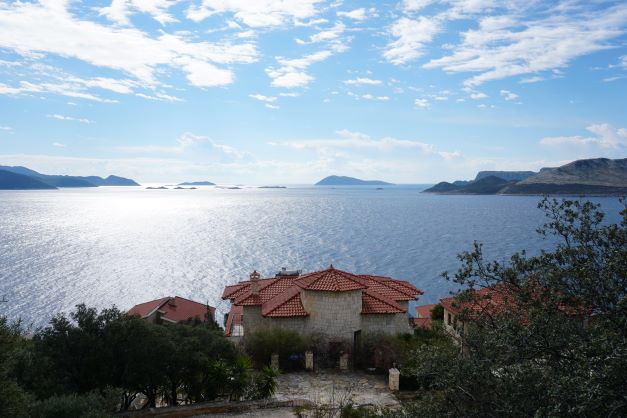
251 366 280 399
401 197 627 417
0 317 32 418
29 390 118 418
4 303 260 412
355 329 450 372
429 304 444 320
243 327 308 369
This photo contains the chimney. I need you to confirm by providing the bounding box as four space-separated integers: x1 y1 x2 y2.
250 270 261 295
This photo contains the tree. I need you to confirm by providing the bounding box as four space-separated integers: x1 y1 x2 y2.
402 198 627 417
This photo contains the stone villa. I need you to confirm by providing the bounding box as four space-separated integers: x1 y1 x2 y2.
222 266 422 350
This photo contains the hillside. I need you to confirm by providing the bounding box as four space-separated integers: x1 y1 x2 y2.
0 165 139 189
0 170 57 189
475 171 536 182
423 176 513 194
502 158 627 195
315 175 393 186
423 158 627 196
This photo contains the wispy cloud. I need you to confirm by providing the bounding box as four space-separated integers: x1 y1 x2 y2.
0 1 258 90
186 0 324 28
343 77 382 86
47 114 92 124
249 93 277 103
540 123 627 148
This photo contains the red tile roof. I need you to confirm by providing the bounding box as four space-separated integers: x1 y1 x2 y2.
128 296 215 323
295 267 367 292
222 267 422 334
440 284 515 319
413 317 432 328
415 303 437 319
361 287 406 314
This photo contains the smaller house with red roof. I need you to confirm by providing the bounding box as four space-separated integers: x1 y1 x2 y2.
413 303 436 329
222 266 422 350
128 296 215 325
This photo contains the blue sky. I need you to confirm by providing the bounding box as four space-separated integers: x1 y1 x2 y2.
0 0 626 184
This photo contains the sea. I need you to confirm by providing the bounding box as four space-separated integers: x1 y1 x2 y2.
0 185 623 328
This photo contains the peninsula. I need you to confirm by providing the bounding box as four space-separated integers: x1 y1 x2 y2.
423 158 627 195
0 165 140 189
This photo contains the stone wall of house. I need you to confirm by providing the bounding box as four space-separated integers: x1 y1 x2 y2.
241 290 412 343
361 313 412 335
242 305 308 335
300 289 363 340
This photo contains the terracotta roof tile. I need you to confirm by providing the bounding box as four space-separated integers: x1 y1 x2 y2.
226 267 423 319
413 317 432 328
361 288 406 314
415 303 437 318
262 286 308 317
128 296 214 323
295 267 367 292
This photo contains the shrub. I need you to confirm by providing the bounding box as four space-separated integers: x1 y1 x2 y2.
29 391 117 418
243 328 307 370
430 304 444 321
252 366 280 399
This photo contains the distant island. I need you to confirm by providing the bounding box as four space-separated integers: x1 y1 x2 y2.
315 175 393 186
177 181 215 186
423 158 627 195
0 165 139 190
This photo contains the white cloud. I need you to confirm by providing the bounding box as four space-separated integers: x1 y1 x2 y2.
135 92 183 102
52 142 66 148
265 103 279 109
186 0 324 28
384 16 442 65
100 0 180 26
424 3 627 86
0 81 118 103
0 126 13 132
337 8 375 21
361 94 389 101
343 77 382 86
540 123 627 148
270 129 436 153
266 49 341 88
47 114 92 124
470 92 488 100
402 0 434 12
0 1 257 90
308 22 345 43
414 98 430 108
249 93 277 103
500 90 519 100
115 132 246 160
520 76 544 84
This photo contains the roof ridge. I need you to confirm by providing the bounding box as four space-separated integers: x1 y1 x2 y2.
363 287 405 312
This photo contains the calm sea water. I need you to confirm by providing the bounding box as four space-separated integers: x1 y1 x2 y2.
0 186 623 327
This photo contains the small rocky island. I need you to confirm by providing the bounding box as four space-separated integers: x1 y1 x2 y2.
177 181 215 186
423 158 627 195
315 175 393 186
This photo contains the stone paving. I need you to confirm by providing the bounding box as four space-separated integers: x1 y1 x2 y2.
193 371 398 417
274 370 399 408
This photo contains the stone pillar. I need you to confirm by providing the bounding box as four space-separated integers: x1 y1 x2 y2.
305 351 314 371
270 353 279 370
389 368 400 391
339 353 349 370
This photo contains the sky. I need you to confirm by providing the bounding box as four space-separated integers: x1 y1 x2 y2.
0 0 626 184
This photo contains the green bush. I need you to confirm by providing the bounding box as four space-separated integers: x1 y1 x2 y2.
252 366 280 399
29 391 117 418
430 304 444 321
243 328 307 369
